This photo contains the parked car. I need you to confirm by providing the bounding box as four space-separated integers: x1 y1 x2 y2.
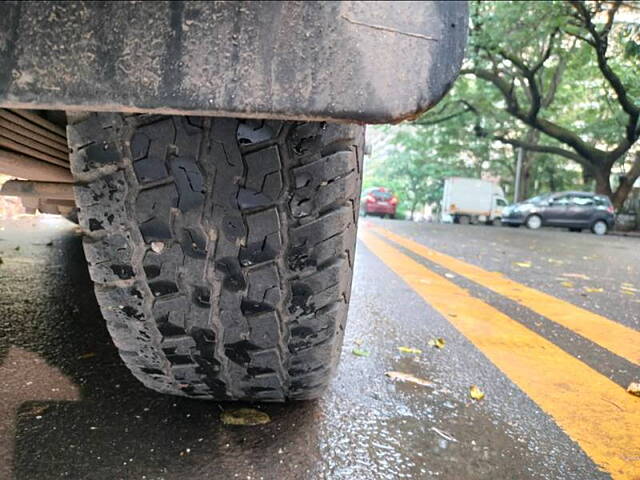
501 192 615 235
361 187 399 218
441 177 507 225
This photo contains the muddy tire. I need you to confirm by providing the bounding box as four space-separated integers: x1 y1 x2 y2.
68 113 364 401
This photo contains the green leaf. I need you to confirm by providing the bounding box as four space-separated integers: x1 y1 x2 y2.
398 346 422 355
352 348 370 357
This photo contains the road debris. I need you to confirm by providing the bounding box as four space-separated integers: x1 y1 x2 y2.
444 273 456 279
220 408 271 426
398 346 422 354
77 352 96 359
352 348 370 357
514 261 531 268
469 385 485 401
428 338 446 349
562 273 590 280
560 281 574 288
150 241 165 253
431 426 458 442
627 382 640 397
584 287 603 293
385 371 433 387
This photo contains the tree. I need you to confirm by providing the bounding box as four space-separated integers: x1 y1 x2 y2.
364 126 474 218
461 0 640 209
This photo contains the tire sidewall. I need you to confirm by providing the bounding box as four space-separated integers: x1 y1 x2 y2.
592 220 608 235
526 214 542 230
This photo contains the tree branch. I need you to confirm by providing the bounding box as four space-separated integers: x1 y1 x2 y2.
492 134 589 166
466 68 605 160
571 0 639 134
410 100 479 127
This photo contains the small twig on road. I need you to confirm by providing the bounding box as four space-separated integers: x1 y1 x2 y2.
431 426 458 442
602 398 624 412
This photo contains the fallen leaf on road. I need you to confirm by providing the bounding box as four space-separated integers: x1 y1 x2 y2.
562 273 590 280
428 338 446 349
584 287 603 293
444 273 456 279
221 408 271 426
20 405 49 417
621 286 639 293
352 348 370 357
385 371 433 387
354 339 364 346
469 385 485 401
14 246 20 251
514 261 531 268
77 352 96 359
560 281 574 288
627 382 640 397
622 290 636 296
398 346 422 355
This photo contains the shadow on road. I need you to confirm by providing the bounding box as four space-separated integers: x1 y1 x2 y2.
0 221 321 479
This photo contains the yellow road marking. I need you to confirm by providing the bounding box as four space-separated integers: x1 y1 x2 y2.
359 229 640 480
373 226 640 366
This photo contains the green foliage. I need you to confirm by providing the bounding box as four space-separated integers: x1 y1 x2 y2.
365 0 640 213
364 126 475 217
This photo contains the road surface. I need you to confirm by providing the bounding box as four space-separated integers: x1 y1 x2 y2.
0 216 638 480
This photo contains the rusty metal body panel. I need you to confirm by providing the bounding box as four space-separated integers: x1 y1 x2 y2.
0 1 468 124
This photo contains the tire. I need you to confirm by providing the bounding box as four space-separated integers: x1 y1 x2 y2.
568 227 582 233
68 113 364 401
525 214 542 230
591 220 608 235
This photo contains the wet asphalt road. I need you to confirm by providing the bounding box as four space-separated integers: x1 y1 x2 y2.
0 216 638 480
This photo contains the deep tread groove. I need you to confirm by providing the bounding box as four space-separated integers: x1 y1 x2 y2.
70 114 364 401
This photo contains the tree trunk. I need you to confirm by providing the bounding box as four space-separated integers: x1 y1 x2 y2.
516 129 539 200
611 153 640 210
593 173 613 197
410 200 418 220
546 165 557 192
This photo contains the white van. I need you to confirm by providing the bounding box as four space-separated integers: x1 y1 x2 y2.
442 177 507 225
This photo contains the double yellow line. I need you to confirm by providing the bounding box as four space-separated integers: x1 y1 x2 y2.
359 226 640 480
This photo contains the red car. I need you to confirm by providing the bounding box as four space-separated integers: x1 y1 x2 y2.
361 187 398 218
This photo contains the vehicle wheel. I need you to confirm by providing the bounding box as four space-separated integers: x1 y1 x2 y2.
568 227 582 233
525 214 542 230
69 113 364 401
591 220 608 236
458 215 471 225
